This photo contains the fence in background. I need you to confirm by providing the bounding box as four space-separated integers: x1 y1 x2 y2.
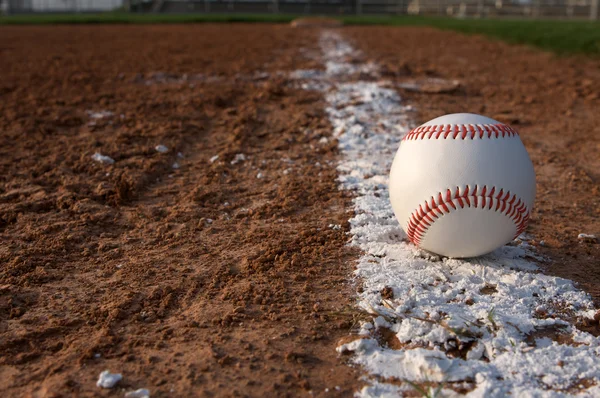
136 0 599 19
2 0 598 19
3 0 123 12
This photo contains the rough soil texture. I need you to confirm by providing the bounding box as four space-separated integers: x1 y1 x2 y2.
0 25 361 397
345 26 600 304
1 23 599 398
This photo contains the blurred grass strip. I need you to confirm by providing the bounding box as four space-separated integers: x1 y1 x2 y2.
341 15 600 55
0 13 598 55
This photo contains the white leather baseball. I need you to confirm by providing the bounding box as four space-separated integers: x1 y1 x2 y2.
389 113 536 258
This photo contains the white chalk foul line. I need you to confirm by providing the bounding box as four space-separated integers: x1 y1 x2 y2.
291 31 600 397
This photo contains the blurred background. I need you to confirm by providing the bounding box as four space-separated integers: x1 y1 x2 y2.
1 0 598 19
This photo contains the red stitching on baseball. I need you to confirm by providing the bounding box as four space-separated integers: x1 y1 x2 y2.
405 185 530 247
402 124 519 141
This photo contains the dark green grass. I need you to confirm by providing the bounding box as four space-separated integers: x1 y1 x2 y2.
1 12 598 55
341 15 600 55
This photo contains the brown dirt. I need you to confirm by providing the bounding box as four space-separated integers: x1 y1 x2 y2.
345 26 600 305
290 18 343 28
0 25 360 397
1 23 600 397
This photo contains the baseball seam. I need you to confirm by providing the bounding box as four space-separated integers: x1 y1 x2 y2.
406 185 530 246
402 123 519 141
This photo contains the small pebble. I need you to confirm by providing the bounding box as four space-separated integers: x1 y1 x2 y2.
125 389 150 398
578 233 598 243
231 153 246 165
96 370 122 388
87 110 113 119
91 153 115 165
155 145 168 153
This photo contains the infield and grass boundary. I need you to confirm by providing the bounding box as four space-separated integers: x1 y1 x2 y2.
0 13 599 55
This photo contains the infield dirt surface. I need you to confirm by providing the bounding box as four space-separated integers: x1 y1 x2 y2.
0 24 599 397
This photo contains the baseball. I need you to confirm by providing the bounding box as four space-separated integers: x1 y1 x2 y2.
389 113 536 258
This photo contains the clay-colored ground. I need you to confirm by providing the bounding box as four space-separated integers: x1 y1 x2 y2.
0 24 598 397
0 25 360 397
